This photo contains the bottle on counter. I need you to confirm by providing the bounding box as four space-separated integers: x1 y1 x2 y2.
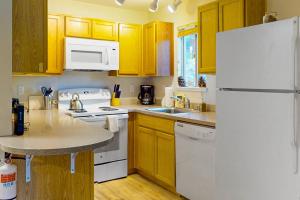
12 98 24 136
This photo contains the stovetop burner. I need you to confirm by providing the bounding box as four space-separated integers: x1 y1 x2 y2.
99 107 119 111
69 109 87 113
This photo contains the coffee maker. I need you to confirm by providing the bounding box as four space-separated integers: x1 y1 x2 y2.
138 85 155 105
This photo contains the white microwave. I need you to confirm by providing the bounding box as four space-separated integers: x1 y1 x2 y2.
65 37 119 71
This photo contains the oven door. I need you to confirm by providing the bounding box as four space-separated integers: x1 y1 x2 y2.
79 114 128 164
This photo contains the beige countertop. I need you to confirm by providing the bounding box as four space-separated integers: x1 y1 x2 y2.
0 110 113 156
116 104 216 127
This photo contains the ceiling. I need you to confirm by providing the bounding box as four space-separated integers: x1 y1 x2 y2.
74 0 172 10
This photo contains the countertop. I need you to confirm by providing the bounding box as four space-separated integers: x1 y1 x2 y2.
116 104 216 127
0 110 113 156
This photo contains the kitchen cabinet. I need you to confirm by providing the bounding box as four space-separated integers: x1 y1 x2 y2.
65 16 92 38
198 1 219 74
13 0 48 73
219 0 244 31
92 19 118 41
143 21 174 76
136 126 156 176
47 15 64 74
135 114 175 191
128 113 136 174
198 0 265 74
118 23 142 75
155 131 175 188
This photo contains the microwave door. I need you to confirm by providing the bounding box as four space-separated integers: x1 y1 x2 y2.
66 44 105 70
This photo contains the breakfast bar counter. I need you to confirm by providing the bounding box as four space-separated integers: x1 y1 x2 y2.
0 110 113 155
0 110 113 200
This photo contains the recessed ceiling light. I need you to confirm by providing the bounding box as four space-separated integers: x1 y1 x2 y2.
149 0 159 12
168 0 182 13
115 0 125 6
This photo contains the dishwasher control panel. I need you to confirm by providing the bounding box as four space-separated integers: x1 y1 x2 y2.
175 122 216 141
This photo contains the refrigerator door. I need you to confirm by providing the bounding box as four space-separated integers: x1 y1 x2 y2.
216 90 300 200
217 17 300 90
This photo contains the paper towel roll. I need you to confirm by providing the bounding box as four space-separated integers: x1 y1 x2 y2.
162 87 174 107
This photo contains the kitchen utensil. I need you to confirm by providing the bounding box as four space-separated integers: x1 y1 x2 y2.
44 96 52 110
69 93 84 110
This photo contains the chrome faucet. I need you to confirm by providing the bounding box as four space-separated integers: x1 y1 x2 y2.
170 96 190 109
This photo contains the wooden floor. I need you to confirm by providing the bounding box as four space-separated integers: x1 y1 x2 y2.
94 174 184 200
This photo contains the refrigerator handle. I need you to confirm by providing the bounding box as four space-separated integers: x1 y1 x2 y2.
293 94 299 174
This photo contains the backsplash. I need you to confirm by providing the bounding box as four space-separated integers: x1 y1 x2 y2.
13 71 152 104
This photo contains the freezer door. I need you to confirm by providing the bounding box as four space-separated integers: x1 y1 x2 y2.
217 17 299 90
216 90 300 200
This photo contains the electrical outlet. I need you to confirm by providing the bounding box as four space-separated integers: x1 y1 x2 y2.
18 85 25 96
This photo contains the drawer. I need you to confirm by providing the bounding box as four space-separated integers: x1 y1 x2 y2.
137 114 174 134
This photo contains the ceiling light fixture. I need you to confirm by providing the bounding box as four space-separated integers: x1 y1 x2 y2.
168 0 182 13
149 0 159 12
115 0 125 6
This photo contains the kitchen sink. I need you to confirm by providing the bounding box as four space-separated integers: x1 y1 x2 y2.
145 108 187 114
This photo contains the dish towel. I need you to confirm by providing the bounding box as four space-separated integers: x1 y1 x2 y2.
106 115 119 133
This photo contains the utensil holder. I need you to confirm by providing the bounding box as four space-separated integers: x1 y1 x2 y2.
111 98 120 106
44 96 52 110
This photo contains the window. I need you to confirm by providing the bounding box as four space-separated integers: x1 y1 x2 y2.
177 33 198 87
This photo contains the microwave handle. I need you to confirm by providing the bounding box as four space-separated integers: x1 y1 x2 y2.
104 48 109 65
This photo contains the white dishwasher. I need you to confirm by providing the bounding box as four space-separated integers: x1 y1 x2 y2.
175 122 216 200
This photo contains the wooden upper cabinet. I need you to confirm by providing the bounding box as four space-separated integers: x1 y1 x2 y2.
118 23 142 75
156 22 174 76
65 16 92 38
143 22 174 76
92 20 118 40
13 0 48 73
47 15 64 74
143 22 157 76
198 1 219 74
219 0 244 31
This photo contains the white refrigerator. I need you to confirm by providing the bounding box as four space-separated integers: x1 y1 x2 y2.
216 17 300 200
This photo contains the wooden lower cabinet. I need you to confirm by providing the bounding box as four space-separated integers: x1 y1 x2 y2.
136 126 156 175
134 114 175 191
155 131 175 188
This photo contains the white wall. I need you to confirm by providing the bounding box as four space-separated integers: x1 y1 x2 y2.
267 0 300 19
49 0 151 24
0 0 12 136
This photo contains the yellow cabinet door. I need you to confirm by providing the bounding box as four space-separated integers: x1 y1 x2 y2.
92 20 118 41
47 15 64 74
155 131 175 187
119 24 142 75
156 22 174 76
143 22 157 76
198 1 219 74
136 126 155 175
65 16 92 38
219 0 244 32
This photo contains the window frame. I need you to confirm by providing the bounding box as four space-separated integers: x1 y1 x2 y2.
177 32 198 88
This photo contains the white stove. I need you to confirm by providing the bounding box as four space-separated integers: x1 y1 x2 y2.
58 88 128 183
